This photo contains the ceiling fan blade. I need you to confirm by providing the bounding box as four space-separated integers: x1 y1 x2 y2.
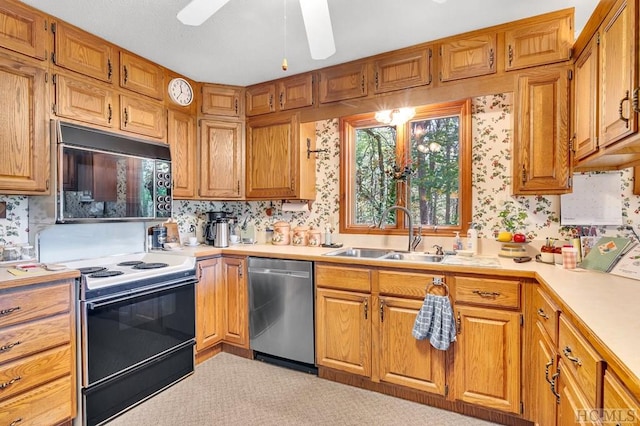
299 0 336 60
177 0 232 26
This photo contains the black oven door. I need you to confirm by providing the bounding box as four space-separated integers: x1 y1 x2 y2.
81 280 196 387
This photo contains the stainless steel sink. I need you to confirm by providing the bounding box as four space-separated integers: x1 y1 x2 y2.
381 252 445 263
323 247 391 258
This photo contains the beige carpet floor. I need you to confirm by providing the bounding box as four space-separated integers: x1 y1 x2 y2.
106 352 501 426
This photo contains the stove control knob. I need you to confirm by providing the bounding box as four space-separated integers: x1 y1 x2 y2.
164 203 172 211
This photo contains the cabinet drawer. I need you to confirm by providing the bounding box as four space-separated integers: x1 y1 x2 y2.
378 270 445 299
0 283 71 328
454 276 520 308
1 375 73 425
532 286 560 342
558 315 605 408
316 264 371 292
0 345 72 401
0 314 70 365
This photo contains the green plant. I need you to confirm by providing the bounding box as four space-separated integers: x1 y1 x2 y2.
498 200 528 233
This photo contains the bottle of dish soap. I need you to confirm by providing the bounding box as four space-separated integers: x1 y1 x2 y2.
466 223 478 254
454 231 462 251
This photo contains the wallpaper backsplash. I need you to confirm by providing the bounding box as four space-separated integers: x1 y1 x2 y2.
2 93 638 248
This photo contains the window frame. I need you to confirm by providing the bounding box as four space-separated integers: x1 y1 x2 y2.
339 99 472 237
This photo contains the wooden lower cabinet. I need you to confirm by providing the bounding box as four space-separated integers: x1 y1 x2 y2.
557 361 600 426
603 370 640 425
377 296 446 395
221 257 248 347
452 305 521 413
196 257 224 354
528 321 559 425
315 287 372 377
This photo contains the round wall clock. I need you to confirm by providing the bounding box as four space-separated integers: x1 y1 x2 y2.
168 77 194 106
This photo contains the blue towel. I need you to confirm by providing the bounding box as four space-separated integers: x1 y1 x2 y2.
412 293 456 350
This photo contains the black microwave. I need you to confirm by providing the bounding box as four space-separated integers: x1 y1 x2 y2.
54 121 172 222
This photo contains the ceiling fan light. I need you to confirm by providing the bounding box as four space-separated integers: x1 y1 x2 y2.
299 0 336 60
177 0 232 26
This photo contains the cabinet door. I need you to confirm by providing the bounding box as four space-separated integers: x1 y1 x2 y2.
452 305 520 413
319 62 368 103
0 0 47 60
245 115 297 199
278 73 314 111
599 0 637 148
201 84 242 117
527 321 559 426
316 288 371 377
557 362 599 426
603 370 640 425
439 34 496 82
54 73 114 128
120 94 165 140
53 21 114 83
245 83 276 116
168 109 196 199
373 48 432 93
377 296 446 395
196 258 224 352
574 34 599 161
199 119 244 199
222 257 247 347
505 14 572 71
513 66 570 194
0 57 49 194
120 51 165 100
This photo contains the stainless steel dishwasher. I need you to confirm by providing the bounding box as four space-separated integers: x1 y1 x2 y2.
248 257 316 373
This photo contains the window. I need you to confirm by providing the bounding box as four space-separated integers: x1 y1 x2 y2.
340 99 471 236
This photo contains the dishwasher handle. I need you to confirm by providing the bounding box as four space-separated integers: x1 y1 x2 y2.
248 267 310 279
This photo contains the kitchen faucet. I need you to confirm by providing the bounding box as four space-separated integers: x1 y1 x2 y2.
377 205 420 252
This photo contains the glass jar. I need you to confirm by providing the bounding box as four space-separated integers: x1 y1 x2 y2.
3 246 20 262
20 244 35 260
292 226 309 246
272 221 290 245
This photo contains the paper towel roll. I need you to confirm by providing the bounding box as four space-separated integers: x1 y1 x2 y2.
282 201 310 213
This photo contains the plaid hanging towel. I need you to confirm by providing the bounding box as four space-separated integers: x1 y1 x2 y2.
412 293 456 350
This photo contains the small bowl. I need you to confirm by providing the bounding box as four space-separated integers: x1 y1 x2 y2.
455 249 474 257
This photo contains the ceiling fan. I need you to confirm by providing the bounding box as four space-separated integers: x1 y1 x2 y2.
176 0 336 60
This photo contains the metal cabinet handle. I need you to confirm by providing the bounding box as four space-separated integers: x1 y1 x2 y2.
537 308 549 320
9 418 22 426
234 98 239 115
379 300 385 322
107 104 112 123
521 165 527 185
279 92 284 108
456 312 461 334
544 358 554 384
562 346 582 366
268 94 273 109
472 290 501 298
489 48 494 68
0 341 21 353
123 65 128 84
619 90 630 128
123 108 129 126
0 307 20 316
107 59 112 80
633 87 639 113
0 376 21 389
361 75 365 93
550 370 560 404
508 44 513 66
363 299 368 320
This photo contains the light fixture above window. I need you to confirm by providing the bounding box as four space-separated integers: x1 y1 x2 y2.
417 141 442 153
375 107 415 126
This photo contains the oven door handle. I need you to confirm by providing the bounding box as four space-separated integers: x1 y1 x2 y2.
85 279 197 310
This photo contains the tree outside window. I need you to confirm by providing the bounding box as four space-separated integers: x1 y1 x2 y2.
340 99 471 236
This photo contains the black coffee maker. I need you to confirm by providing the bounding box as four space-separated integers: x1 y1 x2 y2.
204 211 234 247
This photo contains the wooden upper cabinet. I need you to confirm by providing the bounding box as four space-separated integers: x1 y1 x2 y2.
278 73 314 111
119 51 165 100
318 61 368 104
201 84 243 117
54 73 114 128
599 0 637 149
573 34 599 161
52 21 114 83
0 0 47 60
373 48 432 94
0 56 49 194
504 13 573 71
198 119 244 199
513 66 570 194
119 94 165 140
245 83 276 116
439 33 496 82
168 109 196 199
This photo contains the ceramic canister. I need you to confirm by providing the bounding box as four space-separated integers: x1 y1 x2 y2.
272 221 291 245
292 226 309 246
307 228 322 247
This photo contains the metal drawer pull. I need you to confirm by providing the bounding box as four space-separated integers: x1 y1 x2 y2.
9 418 22 426
472 290 501 298
0 307 20 316
537 308 549 319
363 299 368 320
619 90 630 128
0 341 21 353
550 370 560 404
544 358 554 384
0 376 21 389
563 346 583 366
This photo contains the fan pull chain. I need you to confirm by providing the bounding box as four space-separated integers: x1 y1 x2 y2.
282 0 288 71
